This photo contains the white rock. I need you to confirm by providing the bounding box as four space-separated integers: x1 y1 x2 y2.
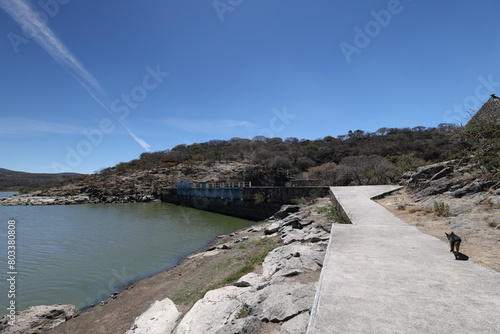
125 298 180 334
0 304 78 334
255 282 316 323
262 244 325 281
264 222 280 235
236 272 265 287
280 311 310 334
281 229 308 245
174 286 248 334
188 250 220 259
213 316 262 334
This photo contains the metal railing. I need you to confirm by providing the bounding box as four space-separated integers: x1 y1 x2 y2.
178 181 252 189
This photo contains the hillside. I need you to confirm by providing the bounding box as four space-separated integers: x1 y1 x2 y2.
3 124 463 203
0 168 81 191
461 94 500 172
4 93 499 204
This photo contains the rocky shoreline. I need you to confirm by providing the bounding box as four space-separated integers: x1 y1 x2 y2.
0 201 333 334
0 194 158 206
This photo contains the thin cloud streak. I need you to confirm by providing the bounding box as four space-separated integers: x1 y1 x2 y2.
163 118 256 134
121 123 152 152
0 118 85 135
0 0 102 94
0 0 152 152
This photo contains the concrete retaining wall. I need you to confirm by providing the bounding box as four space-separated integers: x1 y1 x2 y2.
174 186 329 203
160 186 329 221
160 194 283 221
177 187 244 200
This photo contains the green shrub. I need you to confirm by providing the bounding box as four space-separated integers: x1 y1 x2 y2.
254 192 267 203
291 198 307 205
433 201 450 217
326 202 350 224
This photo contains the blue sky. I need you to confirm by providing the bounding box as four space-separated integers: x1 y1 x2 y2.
1 0 499 174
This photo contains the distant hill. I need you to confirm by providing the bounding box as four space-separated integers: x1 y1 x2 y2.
9 119 499 204
0 168 82 191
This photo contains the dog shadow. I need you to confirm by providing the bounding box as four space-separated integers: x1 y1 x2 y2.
455 252 469 261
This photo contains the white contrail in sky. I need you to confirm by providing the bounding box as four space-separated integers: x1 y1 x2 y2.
0 0 152 152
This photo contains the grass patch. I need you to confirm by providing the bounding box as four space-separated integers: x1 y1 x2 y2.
434 201 450 217
316 201 350 223
291 198 308 205
171 235 282 306
408 206 431 215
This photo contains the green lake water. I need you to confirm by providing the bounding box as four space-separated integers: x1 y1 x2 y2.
0 199 253 317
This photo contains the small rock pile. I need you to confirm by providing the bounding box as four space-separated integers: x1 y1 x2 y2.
126 205 331 334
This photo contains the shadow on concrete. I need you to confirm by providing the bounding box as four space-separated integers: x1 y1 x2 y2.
455 252 469 261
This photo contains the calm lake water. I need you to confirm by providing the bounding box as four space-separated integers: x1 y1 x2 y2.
0 192 18 198
0 195 253 317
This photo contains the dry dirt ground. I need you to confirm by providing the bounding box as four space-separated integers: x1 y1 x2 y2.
46 199 329 334
376 187 500 273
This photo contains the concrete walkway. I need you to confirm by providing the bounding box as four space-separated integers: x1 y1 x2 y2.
307 185 500 334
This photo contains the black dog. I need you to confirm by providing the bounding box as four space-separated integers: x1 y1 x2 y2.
445 232 461 260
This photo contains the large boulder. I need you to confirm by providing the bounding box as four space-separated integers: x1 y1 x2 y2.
0 304 78 334
173 286 249 334
125 298 180 334
262 243 325 281
415 180 453 197
213 316 262 334
264 222 281 235
400 161 457 188
452 180 496 198
280 311 310 334
254 282 316 323
73 195 90 204
281 223 330 245
273 205 300 219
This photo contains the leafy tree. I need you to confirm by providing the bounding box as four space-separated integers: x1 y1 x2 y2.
308 162 339 186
